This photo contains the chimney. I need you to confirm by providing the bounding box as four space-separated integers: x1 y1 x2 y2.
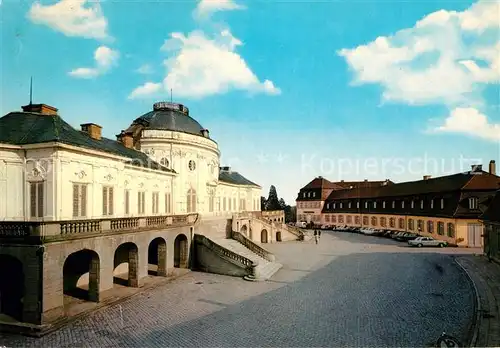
81 123 102 140
490 160 496 176
117 131 134 149
471 164 483 172
22 103 58 115
364 179 368 182
423 175 432 180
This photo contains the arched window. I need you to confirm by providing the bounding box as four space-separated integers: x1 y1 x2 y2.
187 189 196 213
371 216 377 226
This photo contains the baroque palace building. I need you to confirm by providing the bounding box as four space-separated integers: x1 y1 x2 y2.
0 101 300 332
296 161 499 247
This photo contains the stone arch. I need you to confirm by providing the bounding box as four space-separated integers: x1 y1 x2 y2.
261 229 268 243
0 254 24 321
241 224 248 236
148 237 167 277
113 242 139 287
63 249 100 302
276 231 282 242
174 234 189 268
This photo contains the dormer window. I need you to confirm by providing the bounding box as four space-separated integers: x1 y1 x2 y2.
392 201 395 209
365 202 368 209
333 203 336 209
357 201 360 209
420 200 424 209
373 202 377 209
411 200 414 209
348 202 352 208
383 201 386 209
340 202 343 209
430 199 434 209
307 192 311 198
402 201 405 209
469 197 478 210
441 198 444 209
303 192 306 198
326 203 330 209
312 192 316 198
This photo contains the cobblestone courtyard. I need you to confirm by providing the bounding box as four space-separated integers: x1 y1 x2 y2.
1 231 477 347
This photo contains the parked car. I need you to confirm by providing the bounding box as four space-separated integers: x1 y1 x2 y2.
320 224 331 230
396 233 419 242
408 236 448 248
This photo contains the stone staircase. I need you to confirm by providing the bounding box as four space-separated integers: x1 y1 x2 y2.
211 237 283 281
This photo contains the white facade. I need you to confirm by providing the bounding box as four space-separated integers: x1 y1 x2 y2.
0 107 261 221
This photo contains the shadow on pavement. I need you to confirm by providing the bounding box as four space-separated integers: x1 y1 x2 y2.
86 251 475 348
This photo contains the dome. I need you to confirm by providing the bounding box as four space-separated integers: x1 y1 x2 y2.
128 102 208 137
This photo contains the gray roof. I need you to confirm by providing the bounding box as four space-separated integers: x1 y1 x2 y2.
0 111 174 173
128 109 206 137
219 170 260 187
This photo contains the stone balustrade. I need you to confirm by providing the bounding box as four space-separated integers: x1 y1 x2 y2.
0 213 200 239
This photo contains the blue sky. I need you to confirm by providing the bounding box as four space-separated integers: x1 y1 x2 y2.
1 0 499 204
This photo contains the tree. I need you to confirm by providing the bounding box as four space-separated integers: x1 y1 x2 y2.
279 198 286 210
265 185 281 211
260 196 267 211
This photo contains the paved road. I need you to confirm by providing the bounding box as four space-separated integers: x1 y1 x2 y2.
1 231 476 347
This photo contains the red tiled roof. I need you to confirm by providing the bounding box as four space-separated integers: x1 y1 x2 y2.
301 177 343 190
326 171 500 201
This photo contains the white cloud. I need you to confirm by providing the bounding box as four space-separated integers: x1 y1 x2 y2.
136 64 154 74
194 0 245 18
69 46 119 78
128 29 281 99
339 0 500 142
338 0 499 106
128 82 162 99
28 0 109 40
434 107 500 141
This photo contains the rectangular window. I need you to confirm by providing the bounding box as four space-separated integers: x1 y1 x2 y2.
383 201 386 209
430 199 434 209
73 183 88 217
373 202 377 209
441 198 444 209
340 202 343 209
209 195 214 212
165 192 171 213
138 191 145 214
152 192 159 214
469 197 478 210
365 202 368 209
30 182 44 218
411 201 414 209
102 186 114 216
357 201 360 209
392 201 395 209
420 200 424 209
125 190 130 215
348 202 352 208
402 201 405 209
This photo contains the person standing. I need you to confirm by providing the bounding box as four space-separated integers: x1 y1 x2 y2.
318 229 322 242
314 229 318 244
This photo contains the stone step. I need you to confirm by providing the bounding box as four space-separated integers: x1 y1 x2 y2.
209 237 281 281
